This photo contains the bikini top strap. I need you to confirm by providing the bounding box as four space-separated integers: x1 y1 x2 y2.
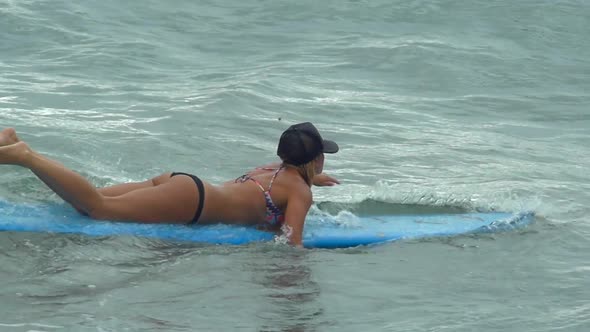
267 166 284 193
249 177 266 192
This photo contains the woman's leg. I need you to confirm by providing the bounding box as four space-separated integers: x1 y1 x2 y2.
0 128 19 146
95 176 201 223
0 140 108 215
0 129 200 223
97 173 172 197
69 174 172 215
1 128 163 199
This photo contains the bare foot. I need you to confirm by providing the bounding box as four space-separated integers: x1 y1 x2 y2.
0 128 20 147
0 141 31 165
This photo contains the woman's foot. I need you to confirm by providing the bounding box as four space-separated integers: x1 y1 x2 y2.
0 128 20 146
0 141 31 165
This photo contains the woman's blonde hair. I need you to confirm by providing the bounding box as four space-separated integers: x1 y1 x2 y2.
293 158 317 187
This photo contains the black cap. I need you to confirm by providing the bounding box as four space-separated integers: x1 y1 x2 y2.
277 122 339 166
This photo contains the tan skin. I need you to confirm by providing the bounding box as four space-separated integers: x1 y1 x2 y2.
0 128 339 246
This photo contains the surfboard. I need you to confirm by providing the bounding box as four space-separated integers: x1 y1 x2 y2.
0 200 533 248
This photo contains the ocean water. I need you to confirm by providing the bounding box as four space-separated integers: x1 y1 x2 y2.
1 0 589 331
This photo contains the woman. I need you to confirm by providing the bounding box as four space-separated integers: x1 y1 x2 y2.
0 122 339 246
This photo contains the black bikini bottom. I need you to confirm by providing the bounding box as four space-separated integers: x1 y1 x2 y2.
170 172 205 224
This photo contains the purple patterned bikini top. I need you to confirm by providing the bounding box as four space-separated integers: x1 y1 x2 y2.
235 166 285 226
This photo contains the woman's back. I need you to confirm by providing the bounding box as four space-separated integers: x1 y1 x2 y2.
199 166 309 227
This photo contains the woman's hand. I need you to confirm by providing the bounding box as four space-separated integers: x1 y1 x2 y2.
313 173 340 186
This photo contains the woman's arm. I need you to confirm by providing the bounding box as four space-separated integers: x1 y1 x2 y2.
283 189 313 247
312 173 340 186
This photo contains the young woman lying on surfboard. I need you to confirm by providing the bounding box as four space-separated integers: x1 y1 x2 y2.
0 122 339 246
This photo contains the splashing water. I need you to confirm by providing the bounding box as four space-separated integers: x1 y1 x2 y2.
273 223 293 245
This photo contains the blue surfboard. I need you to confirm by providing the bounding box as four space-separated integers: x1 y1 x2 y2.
0 200 533 248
